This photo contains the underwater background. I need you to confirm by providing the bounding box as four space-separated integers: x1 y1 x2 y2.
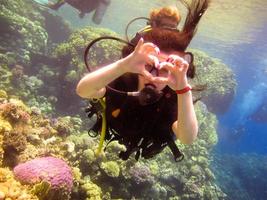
0 0 266 199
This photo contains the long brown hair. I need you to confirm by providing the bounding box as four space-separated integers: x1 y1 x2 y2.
122 0 210 79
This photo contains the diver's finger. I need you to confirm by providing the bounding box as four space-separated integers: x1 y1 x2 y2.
135 37 144 52
167 54 183 62
159 62 175 72
151 76 168 84
141 69 154 80
146 55 159 67
175 60 189 72
142 43 160 56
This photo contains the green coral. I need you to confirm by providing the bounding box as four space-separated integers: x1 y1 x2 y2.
0 0 47 64
67 132 97 150
82 149 96 165
191 49 237 114
31 181 51 200
53 116 83 136
54 26 122 82
81 181 102 200
0 117 12 134
100 161 120 178
0 63 12 91
0 90 8 99
27 96 54 115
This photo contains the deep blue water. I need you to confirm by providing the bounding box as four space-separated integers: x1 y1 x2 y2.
190 17 267 155
216 26 267 155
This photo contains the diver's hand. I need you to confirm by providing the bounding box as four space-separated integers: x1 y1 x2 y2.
123 38 160 80
153 54 189 90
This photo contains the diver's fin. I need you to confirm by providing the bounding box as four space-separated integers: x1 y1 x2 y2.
31 0 51 9
31 0 65 10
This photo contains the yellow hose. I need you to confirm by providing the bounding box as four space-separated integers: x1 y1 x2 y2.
96 98 106 156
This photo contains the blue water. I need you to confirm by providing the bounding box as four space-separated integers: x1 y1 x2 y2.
216 29 267 154
190 16 267 155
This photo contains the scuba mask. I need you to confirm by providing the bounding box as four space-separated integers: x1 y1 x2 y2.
144 51 194 78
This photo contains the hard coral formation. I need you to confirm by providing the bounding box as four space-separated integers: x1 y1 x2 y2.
54 26 121 83
2 130 27 167
129 164 154 185
13 156 73 200
191 49 236 114
0 0 48 64
0 101 30 126
0 63 12 92
100 161 120 178
0 167 38 200
81 180 102 200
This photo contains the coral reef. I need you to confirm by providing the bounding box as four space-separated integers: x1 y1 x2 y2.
191 49 237 114
80 180 103 200
129 163 154 185
0 0 48 65
2 130 27 168
13 156 73 200
54 26 121 83
0 167 38 200
100 161 120 178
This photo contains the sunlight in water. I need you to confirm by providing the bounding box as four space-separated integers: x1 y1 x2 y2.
199 0 267 45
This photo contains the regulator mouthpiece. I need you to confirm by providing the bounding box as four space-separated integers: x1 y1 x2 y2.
138 84 163 105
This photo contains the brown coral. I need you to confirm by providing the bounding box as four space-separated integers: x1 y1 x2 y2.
0 102 30 127
2 130 27 167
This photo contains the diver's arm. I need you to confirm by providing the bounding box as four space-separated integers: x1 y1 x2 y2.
76 38 158 99
172 88 198 144
154 55 198 144
76 58 128 99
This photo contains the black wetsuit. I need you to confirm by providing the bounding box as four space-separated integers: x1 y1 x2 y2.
103 74 183 161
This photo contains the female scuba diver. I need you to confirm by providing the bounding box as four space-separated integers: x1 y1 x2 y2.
76 0 210 162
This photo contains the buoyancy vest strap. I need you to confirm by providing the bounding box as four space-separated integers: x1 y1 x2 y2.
167 139 184 162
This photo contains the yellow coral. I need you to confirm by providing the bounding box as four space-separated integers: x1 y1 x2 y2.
0 117 12 134
0 168 38 200
81 181 102 200
0 90 8 99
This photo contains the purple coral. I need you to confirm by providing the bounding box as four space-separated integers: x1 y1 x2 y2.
13 157 73 194
129 164 154 185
